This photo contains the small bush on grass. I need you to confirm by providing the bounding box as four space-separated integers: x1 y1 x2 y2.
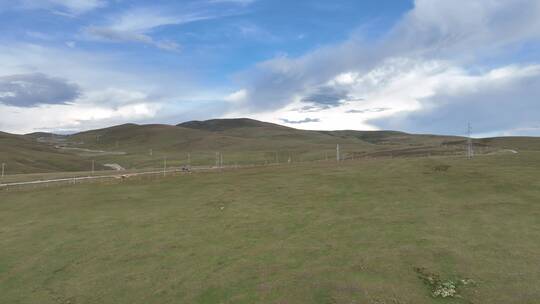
414 267 475 299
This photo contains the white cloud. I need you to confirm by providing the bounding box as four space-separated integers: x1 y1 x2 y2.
2 0 540 136
9 0 106 15
84 26 181 51
0 102 160 134
82 7 223 51
225 0 540 135
0 43 210 133
228 59 540 133
106 8 208 33
0 73 80 107
224 89 248 103
390 0 540 56
372 64 540 135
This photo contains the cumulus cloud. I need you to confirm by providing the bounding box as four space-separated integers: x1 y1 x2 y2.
371 65 540 135
0 75 164 133
301 85 350 106
0 42 218 133
0 102 160 134
2 0 540 135
224 89 248 103
388 0 540 57
227 0 540 135
233 42 377 111
0 73 80 107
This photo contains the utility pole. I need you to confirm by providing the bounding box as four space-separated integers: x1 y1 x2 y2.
163 156 167 176
91 160 95 174
1 163 4 178
149 149 153 157
220 153 223 168
187 152 191 166
215 152 219 167
467 123 474 159
336 144 340 162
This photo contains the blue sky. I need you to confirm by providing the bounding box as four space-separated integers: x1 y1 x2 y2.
1 0 540 136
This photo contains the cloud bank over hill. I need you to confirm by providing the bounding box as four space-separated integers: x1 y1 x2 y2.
228 0 540 135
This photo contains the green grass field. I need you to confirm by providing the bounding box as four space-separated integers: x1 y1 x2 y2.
2 119 483 175
2 152 539 303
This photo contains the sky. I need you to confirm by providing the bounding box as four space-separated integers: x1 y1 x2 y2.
1 0 540 136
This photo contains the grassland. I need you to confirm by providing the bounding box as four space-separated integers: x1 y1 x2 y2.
1 152 539 303
0 118 509 175
0 132 95 174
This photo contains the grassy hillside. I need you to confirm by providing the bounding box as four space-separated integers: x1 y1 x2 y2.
177 118 286 131
63 119 376 170
2 118 540 174
1 152 539 303
0 132 94 174
61 119 479 171
479 137 540 151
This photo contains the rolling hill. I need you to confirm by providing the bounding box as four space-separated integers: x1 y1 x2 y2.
1 118 538 175
0 131 95 174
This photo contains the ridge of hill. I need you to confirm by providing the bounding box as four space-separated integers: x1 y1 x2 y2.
2 118 540 174
177 118 286 131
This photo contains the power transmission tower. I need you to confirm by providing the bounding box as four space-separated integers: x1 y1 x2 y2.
467 123 474 159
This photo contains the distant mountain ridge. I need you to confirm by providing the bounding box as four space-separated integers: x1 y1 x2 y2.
177 118 288 131
1 118 539 175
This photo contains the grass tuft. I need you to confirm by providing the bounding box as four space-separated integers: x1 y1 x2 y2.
414 267 475 299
